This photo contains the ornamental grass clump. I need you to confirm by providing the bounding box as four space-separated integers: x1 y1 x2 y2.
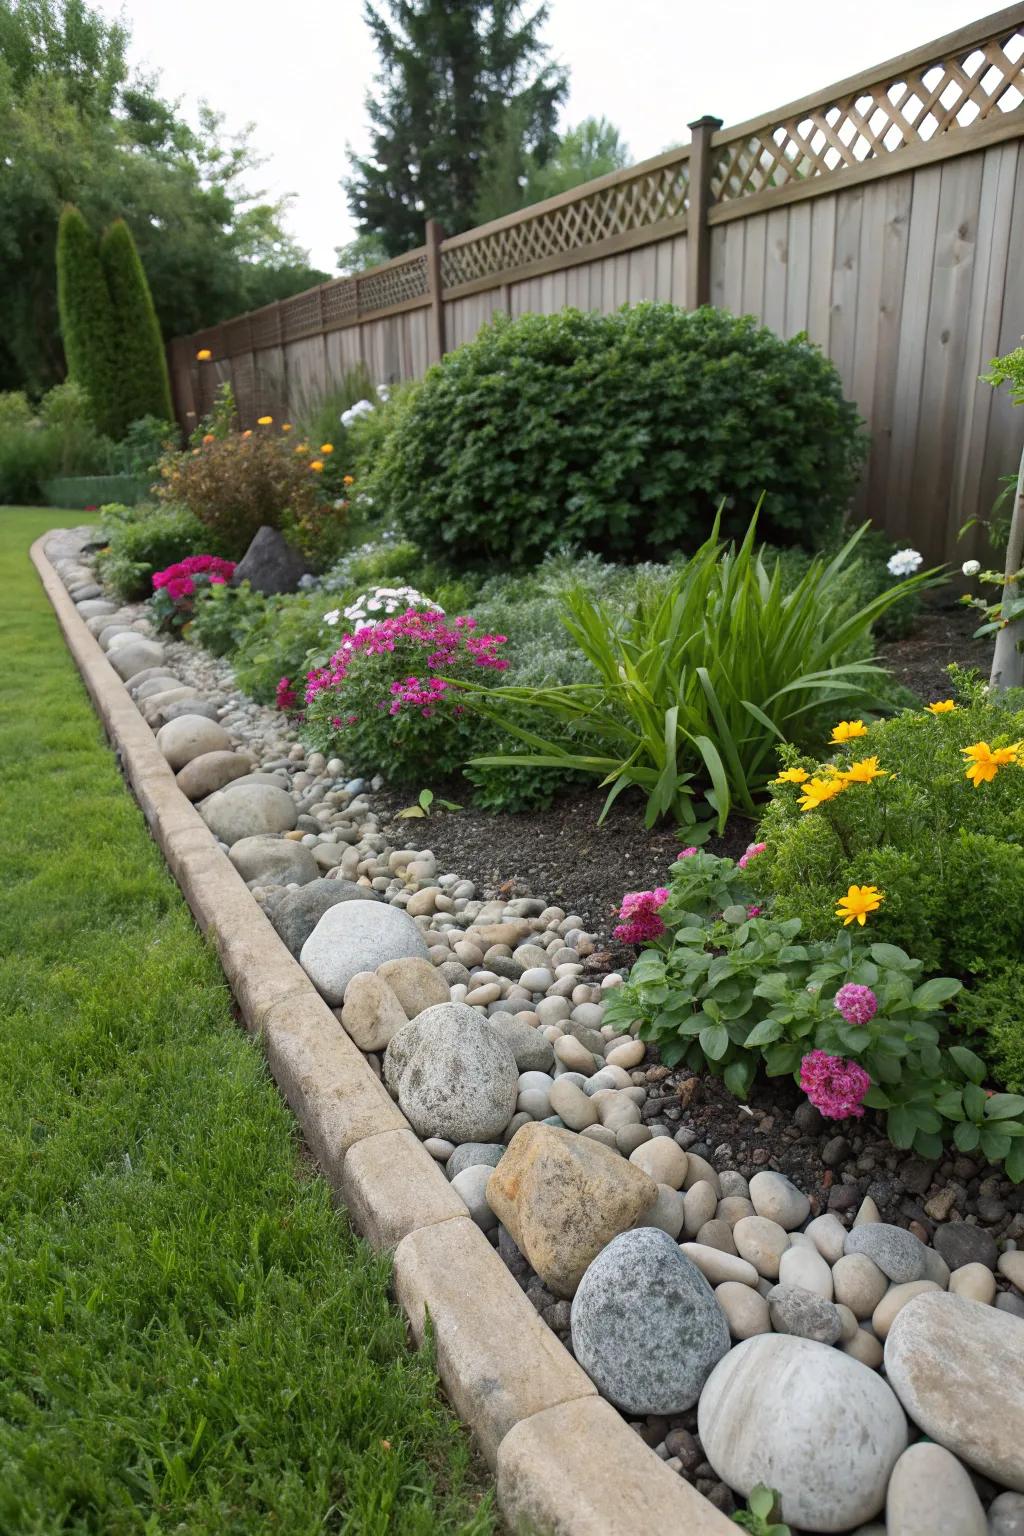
463 512 936 831
604 845 1024 1179
300 609 509 785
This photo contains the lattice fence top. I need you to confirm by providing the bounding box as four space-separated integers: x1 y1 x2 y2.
712 17 1024 202
440 152 691 291
358 250 429 311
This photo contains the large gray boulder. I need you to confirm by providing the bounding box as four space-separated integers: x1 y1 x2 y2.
227 836 318 886
300 899 429 1006
269 877 379 957
156 713 232 770
232 525 310 595
199 783 297 843
698 1333 908 1531
571 1228 729 1414
383 1002 518 1144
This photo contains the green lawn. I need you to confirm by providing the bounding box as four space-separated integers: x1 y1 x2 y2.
0 508 493 1535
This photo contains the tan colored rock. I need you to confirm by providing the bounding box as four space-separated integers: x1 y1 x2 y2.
175 750 253 801
553 1034 599 1075
998 1250 1024 1291
605 1037 644 1069
733 1215 790 1279
405 885 440 917
683 1153 722 1195
949 1262 997 1305
717 1195 755 1227
486 1123 657 1297
872 1279 942 1339
341 971 409 1052
376 955 450 1017
695 1218 738 1255
681 1242 759 1288
715 1280 771 1340
629 1138 688 1190
464 921 532 948
833 1251 890 1319
683 1180 719 1238
549 1078 598 1130
840 1325 884 1369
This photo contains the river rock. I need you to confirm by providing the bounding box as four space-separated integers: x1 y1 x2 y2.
175 750 252 801
155 713 231 770
872 1280 942 1339
844 1222 927 1282
933 1221 998 1272
885 1442 986 1536
767 1284 843 1343
228 835 317 886
570 1229 729 1413
681 1243 758 1288
989 1492 1024 1536
778 1244 834 1299
486 1123 656 1297
733 1215 790 1279
884 1290 1024 1489
340 971 409 1052
833 1252 890 1319
486 1013 556 1073
635 1184 686 1239
805 1213 848 1265
269 878 377 956
716 1280 771 1340
446 1142 505 1179
384 1003 518 1144
109 637 165 679
376 956 450 1018
200 783 297 843
698 1335 908 1531
629 1137 688 1190
749 1170 810 1230
948 1262 996 1305
301 899 429 1005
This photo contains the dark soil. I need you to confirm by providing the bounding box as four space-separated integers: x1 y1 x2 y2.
380 606 993 940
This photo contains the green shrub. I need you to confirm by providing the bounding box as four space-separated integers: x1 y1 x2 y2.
956 964 1024 1092
56 206 120 438
188 580 268 658
466 515 933 830
754 671 1024 977
604 848 1024 1179
0 424 58 503
95 503 215 601
37 381 110 476
100 219 174 429
0 392 32 430
230 591 336 702
367 305 866 566
107 414 178 483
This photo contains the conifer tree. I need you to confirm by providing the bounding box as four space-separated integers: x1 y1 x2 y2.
100 218 173 428
55 204 120 436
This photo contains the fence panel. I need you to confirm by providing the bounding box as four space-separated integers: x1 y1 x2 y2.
168 5 1024 560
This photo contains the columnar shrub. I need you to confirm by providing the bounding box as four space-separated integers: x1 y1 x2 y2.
100 219 174 429
367 305 866 566
56 205 120 437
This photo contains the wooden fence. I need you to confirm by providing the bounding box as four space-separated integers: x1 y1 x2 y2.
168 5 1024 561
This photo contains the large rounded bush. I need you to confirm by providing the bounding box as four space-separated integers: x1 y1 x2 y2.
368 305 865 565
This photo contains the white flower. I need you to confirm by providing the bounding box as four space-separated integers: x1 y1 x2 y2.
887 548 923 577
377 384 390 402
962 559 981 577
323 608 341 626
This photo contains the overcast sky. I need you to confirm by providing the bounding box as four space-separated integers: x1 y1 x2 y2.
97 0 985 272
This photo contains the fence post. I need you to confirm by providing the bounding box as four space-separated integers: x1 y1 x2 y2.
425 219 447 364
686 115 722 311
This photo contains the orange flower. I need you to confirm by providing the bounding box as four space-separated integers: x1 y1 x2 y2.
342 474 354 486
319 442 334 454
242 429 252 438
836 884 884 926
926 700 956 714
282 423 293 432
195 348 212 361
830 720 869 745
962 740 1022 787
202 433 215 445
309 459 324 472
295 442 309 455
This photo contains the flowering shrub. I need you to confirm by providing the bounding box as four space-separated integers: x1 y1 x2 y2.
149 554 235 630
603 846 1024 1178
300 609 510 785
326 586 435 629
754 675 1024 978
613 889 669 944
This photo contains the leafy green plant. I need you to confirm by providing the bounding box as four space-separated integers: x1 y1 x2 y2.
464 514 936 830
956 963 1024 1093
367 304 866 567
95 503 216 601
100 218 174 428
396 787 462 818
107 413 178 482
188 578 268 657
733 1486 791 1535
604 848 1024 1179
755 670 1024 976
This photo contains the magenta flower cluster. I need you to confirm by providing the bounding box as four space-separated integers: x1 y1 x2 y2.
833 983 878 1025
613 888 669 945
737 840 767 871
275 676 298 713
799 1049 872 1119
152 554 235 603
304 609 508 721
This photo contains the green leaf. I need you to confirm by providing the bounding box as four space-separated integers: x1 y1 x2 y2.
869 943 915 971
949 1046 987 1084
963 1082 988 1122
913 1130 945 1160
954 1120 980 1152
764 1042 801 1077
887 1105 916 1149
744 1019 784 1048
752 973 790 1002
1005 1139 1024 1184
724 1058 756 1099
980 1126 1012 1162
699 1023 730 1062
911 977 963 1010
985 1094 1024 1121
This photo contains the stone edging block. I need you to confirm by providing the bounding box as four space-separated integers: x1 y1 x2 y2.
31 533 735 1536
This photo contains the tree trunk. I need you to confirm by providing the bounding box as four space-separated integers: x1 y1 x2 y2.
990 437 1024 693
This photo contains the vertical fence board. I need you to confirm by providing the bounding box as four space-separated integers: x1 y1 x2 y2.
762 207 790 335
783 204 812 337
979 145 1024 549
828 186 864 396
740 214 767 318
886 166 943 541
806 195 837 347
863 174 914 517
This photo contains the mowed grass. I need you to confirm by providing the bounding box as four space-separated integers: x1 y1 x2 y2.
0 509 493 1536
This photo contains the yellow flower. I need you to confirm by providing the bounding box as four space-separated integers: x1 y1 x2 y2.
830 720 869 744
309 459 324 472
319 442 334 454
282 423 293 432
774 767 809 785
926 700 956 714
962 740 1022 787
257 414 273 426
295 442 309 455
342 474 355 486
841 756 887 784
797 776 847 812
196 348 212 361
836 884 884 926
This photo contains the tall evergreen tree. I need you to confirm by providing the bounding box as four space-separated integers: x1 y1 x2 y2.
345 0 567 256
100 217 173 429
55 203 119 435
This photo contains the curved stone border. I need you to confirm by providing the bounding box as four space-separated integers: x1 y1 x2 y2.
31 534 734 1536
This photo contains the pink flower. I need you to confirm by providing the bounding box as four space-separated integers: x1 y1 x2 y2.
833 983 878 1026
737 841 767 871
275 676 298 712
799 1050 871 1119
677 846 699 860
747 905 762 917
613 888 669 944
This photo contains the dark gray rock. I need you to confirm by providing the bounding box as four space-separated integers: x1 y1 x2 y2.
445 1142 505 1179
484 1013 555 1072
766 1284 843 1344
933 1221 998 1271
844 1222 927 1282
232 525 310 595
570 1228 730 1414
269 877 379 957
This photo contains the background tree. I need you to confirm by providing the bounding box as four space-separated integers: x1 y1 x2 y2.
345 0 567 256
100 217 173 430
55 203 119 435
0 0 325 393
473 112 630 222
